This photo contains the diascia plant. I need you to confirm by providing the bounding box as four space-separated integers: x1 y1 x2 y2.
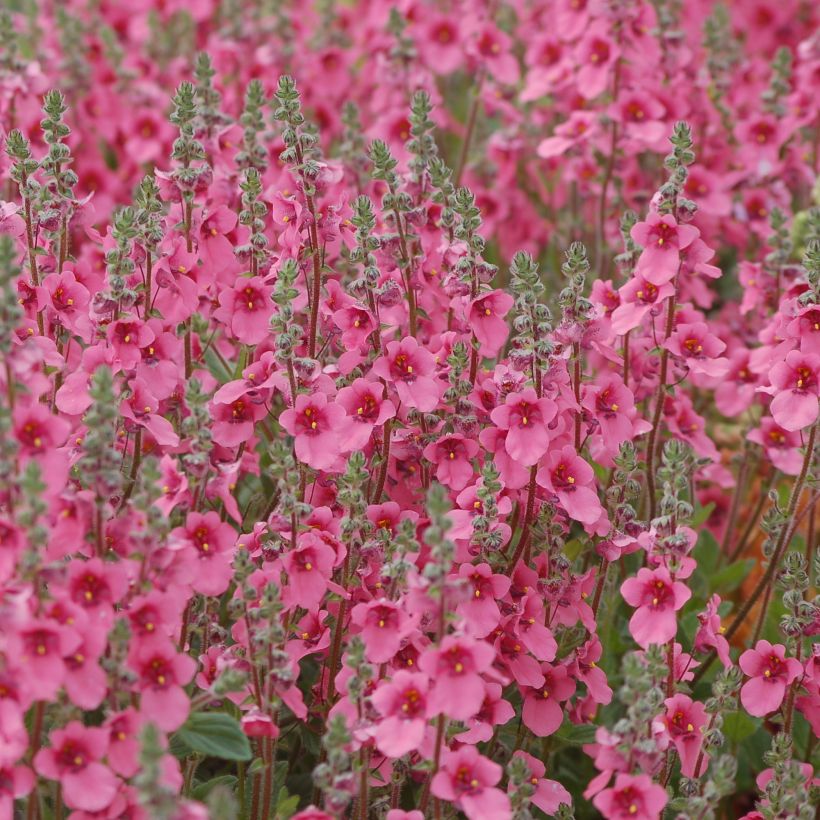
0 1 819 819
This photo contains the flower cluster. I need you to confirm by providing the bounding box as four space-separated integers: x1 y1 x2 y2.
0 2 818 820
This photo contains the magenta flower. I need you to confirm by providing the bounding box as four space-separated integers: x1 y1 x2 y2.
764 350 820 431
620 567 691 648
418 635 495 721
128 637 196 732
510 751 571 816
34 721 119 813
490 387 557 467
593 773 667 820
468 290 514 358
631 213 699 284
663 694 708 777
536 445 605 526
280 392 347 470
431 746 511 820
370 670 431 758
739 640 803 717
372 337 440 412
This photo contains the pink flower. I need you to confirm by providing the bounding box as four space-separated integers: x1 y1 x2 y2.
631 213 699 284
664 322 730 379
372 337 440 413
765 350 820 431
511 751 571 816
456 562 511 638
620 567 691 648
7 617 81 702
521 662 575 737
417 15 463 75
34 721 119 812
739 640 803 717
593 773 667 820
336 378 395 450
332 303 376 349
351 600 416 663
419 635 495 721
128 637 196 732
281 531 337 611
169 511 236 596
490 387 557 466
582 377 643 447
370 670 431 758
107 318 155 370
610 276 675 335
468 290 514 357
574 26 618 99
423 433 479 490
536 445 605 526
431 746 511 820
215 276 274 345
280 392 347 470
537 111 598 158
104 709 142 778
662 694 708 777
693 594 731 668
212 396 269 448
457 682 515 743
120 377 180 447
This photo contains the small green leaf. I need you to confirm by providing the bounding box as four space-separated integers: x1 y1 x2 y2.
709 559 754 593
192 775 238 800
553 720 597 745
175 712 252 762
722 711 760 742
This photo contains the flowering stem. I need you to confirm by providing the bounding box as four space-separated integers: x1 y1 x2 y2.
370 418 392 503
508 465 538 569
418 714 446 813
646 272 679 520
728 469 777 563
720 440 755 561
695 421 817 682
454 70 485 187
573 341 582 450
118 428 142 511
144 252 153 315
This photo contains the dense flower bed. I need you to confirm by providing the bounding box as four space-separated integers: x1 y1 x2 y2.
0 1 818 818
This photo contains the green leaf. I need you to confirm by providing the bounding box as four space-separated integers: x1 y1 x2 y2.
192 775 238 800
709 559 754 593
553 719 597 745
693 530 720 577
723 711 760 743
174 712 252 762
276 790 300 819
